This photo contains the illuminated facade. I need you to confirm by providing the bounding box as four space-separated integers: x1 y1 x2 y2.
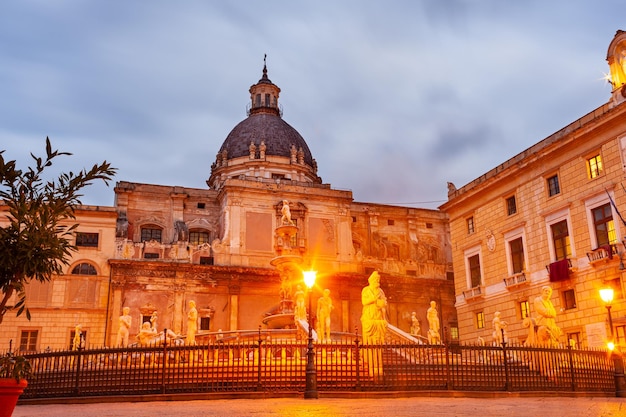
440 30 626 348
1 63 455 351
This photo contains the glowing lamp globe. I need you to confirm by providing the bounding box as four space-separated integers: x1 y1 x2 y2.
599 288 615 305
303 271 317 289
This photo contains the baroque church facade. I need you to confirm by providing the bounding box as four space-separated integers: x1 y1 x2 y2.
1 63 456 351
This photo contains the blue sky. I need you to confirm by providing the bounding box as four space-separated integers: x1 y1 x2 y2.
0 1 622 208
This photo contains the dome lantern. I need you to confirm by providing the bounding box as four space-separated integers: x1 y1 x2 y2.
208 57 321 190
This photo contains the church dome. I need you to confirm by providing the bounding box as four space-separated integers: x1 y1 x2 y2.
218 114 314 166
208 59 320 189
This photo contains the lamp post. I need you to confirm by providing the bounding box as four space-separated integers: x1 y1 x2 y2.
303 270 318 399
600 288 615 348
600 287 626 397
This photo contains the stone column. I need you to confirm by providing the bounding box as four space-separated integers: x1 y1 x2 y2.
172 290 185 334
340 290 350 333
108 280 125 346
229 283 240 331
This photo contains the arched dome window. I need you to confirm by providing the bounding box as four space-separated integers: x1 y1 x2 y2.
71 263 97 275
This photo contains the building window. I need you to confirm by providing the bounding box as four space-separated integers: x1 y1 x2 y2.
144 252 159 259
467 217 475 234
71 263 97 275
384 241 400 259
426 222 433 229
476 312 485 329
616 325 626 348
200 317 211 331
197 202 205 209
69 329 86 350
506 196 517 216
76 232 99 248
25 280 50 306
547 175 560 197
190 230 211 246
141 227 162 243
468 254 481 288
388 219 395 226
19 330 38 352
199 256 214 265
567 332 581 348
449 326 459 341
509 237 525 274
68 279 98 307
519 300 530 319
591 203 616 247
587 154 603 179
550 219 571 261
562 289 577 310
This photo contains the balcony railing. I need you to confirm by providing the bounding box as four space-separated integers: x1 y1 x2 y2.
503 272 527 289
586 244 618 264
463 285 484 301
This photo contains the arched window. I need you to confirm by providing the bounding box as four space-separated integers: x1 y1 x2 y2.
68 263 98 308
71 263 97 275
189 230 211 246
141 226 162 242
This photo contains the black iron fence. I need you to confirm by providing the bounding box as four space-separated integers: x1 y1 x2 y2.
16 338 618 400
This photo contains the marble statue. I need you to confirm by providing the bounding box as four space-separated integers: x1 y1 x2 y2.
280 200 294 225
427 301 441 344
290 144 297 163
150 311 158 331
293 284 307 321
187 300 198 345
360 271 387 344
72 324 83 351
360 271 387 380
259 140 266 158
137 322 158 346
492 311 508 344
116 306 132 347
297 146 304 164
249 141 257 159
174 220 188 242
532 285 562 346
317 289 334 342
410 311 420 337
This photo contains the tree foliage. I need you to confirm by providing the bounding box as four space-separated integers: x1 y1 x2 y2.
0 137 116 324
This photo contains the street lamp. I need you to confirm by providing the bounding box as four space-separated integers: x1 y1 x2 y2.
303 270 318 399
599 287 626 397
600 288 615 349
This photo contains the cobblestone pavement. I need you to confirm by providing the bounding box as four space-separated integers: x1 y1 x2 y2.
13 396 626 417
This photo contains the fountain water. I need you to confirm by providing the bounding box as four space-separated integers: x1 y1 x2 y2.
263 220 317 340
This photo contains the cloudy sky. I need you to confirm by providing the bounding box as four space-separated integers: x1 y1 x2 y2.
0 1 623 209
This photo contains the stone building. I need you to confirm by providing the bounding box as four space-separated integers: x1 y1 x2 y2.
0 206 118 350
440 30 626 348
1 62 455 351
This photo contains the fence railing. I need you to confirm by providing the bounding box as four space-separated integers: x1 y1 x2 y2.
16 338 618 400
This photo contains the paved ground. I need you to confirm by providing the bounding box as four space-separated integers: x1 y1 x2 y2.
12 396 626 417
